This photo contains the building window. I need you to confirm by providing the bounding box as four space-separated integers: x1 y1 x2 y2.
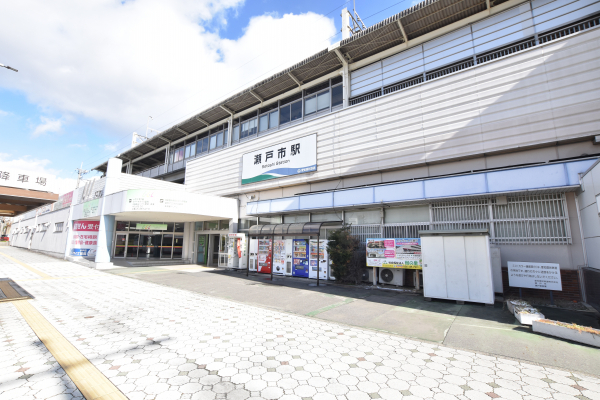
283 214 309 223
196 136 209 156
54 222 64 232
345 209 381 225
332 83 343 108
239 218 257 231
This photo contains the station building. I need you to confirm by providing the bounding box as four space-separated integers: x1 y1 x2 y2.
10 0 600 306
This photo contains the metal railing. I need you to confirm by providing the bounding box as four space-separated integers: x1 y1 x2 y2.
582 266 600 312
350 224 382 250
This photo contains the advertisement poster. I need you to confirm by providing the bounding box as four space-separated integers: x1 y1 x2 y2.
241 133 317 185
366 238 422 269
507 261 562 291
55 191 74 211
70 220 100 257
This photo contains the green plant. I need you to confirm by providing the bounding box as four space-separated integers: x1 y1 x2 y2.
326 224 360 282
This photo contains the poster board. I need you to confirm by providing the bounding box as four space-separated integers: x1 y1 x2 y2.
70 220 99 257
366 238 422 269
507 261 562 291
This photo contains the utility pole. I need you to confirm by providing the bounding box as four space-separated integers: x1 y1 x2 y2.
0 63 18 72
75 162 89 188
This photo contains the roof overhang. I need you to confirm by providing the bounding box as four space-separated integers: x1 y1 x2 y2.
0 186 59 217
94 0 517 173
246 159 595 216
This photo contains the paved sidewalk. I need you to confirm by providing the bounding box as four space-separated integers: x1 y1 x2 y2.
1 247 599 400
111 265 600 374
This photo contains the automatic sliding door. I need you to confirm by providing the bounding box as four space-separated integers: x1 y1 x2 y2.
173 236 183 259
127 234 140 258
114 234 126 257
161 234 173 258
140 234 161 259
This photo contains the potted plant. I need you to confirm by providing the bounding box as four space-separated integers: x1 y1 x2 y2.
513 305 545 325
532 319 600 347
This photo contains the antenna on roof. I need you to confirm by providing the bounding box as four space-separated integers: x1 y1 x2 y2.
341 1 367 39
131 116 160 148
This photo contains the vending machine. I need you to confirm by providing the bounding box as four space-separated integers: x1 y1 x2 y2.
227 233 247 269
272 239 286 275
309 239 329 280
284 239 293 276
292 239 309 278
249 239 258 272
257 238 272 274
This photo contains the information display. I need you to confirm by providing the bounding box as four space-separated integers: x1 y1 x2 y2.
366 238 422 269
507 261 562 291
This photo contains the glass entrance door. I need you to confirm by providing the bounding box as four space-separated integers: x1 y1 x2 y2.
114 234 127 257
140 234 162 259
161 234 173 258
127 234 140 258
196 235 206 264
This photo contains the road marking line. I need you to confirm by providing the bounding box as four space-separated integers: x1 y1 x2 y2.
13 300 128 400
0 251 52 279
306 298 355 317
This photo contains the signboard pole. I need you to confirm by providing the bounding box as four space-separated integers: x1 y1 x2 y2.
246 235 251 277
317 234 320 287
270 235 274 281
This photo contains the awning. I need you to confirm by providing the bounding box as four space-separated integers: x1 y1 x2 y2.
248 221 341 236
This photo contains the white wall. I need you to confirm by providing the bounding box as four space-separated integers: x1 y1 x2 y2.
186 27 600 199
11 207 71 257
578 160 600 269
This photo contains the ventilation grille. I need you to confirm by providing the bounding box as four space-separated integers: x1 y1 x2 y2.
539 13 600 45
350 89 383 106
476 38 536 64
425 58 474 81
384 76 424 95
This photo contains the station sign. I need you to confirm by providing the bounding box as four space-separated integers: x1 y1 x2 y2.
241 133 317 185
0 165 54 192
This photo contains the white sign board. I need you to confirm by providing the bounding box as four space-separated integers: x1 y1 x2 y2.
507 261 562 291
241 133 317 185
125 189 188 212
0 165 54 192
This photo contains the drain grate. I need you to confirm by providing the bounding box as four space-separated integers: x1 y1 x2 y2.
0 279 32 302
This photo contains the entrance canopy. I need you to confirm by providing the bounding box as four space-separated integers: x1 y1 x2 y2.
249 221 340 236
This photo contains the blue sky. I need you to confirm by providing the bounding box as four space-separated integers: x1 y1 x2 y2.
0 0 415 193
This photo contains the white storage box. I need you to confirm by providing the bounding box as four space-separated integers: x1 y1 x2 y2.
420 229 494 305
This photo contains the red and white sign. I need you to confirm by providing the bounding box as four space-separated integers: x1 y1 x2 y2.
70 220 100 257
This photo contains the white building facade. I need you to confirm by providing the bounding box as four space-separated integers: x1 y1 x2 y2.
12 0 600 304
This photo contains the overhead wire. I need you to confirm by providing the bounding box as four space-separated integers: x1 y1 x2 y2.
83 0 412 171
81 0 352 170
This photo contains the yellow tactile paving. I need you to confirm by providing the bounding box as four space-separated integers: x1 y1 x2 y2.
0 280 30 302
13 300 128 400
0 250 52 279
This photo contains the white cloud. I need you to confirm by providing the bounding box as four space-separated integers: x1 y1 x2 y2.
0 1 337 162
0 154 78 195
32 116 63 137
0 109 9 117
68 143 87 148
103 143 118 152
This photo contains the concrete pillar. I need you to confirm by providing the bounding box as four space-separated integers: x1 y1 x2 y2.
94 157 122 269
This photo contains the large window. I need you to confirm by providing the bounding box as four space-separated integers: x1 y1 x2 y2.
240 117 257 140
196 135 209 156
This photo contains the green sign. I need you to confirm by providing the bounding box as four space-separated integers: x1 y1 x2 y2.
136 223 168 231
82 199 100 218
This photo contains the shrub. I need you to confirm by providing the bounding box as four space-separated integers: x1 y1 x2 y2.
326 224 360 282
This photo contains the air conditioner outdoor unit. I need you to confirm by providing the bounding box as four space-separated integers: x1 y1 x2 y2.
361 268 373 283
379 268 404 286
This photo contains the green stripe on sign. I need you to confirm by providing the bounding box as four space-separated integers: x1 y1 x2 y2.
242 174 277 185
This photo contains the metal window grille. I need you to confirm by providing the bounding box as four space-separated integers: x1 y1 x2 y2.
350 224 381 250
383 76 424 95
476 38 536 64
383 223 430 239
349 89 382 106
538 13 600 45
349 194 571 246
